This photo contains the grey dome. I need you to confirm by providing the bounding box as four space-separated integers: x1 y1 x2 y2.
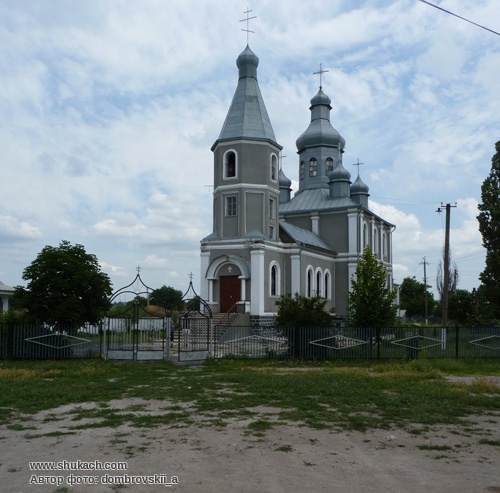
329 162 351 182
351 175 369 194
296 88 345 151
279 168 292 188
237 45 259 79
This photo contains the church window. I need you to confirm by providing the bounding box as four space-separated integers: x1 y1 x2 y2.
269 225 274 239
224 151 237 179
324 270 331 300
270 262 280 297
300 161 305 180
309 158 317 177
270 154 278 181
306 267 313 297
269 198 275 219
225 196 237 217
316 269 322 296
325 157 334 174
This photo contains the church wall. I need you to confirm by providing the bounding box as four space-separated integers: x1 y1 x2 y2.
245 191 264 234
318 213 349 252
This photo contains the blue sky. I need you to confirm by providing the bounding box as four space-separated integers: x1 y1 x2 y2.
1 0 499 298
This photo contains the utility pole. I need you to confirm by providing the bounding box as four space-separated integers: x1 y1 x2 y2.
421 256 429 324
436 203 457 326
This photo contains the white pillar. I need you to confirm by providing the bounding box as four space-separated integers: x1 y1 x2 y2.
291 252 301 295
347 211 358 254
250 247 265 315
200 251 210 302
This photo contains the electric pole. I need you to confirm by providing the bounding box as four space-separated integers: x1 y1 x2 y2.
436 203 457 326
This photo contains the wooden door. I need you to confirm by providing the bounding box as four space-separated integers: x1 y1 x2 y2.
219 276 241 313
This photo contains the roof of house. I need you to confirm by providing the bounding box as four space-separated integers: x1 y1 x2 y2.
0 281 15 294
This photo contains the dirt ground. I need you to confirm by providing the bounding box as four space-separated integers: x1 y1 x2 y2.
2 388 500 493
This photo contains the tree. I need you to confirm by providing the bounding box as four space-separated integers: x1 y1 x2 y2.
348 247 397 327
275 293 332 327
149 285 184 310
436 248 459 300
275 293 332 358
477 141 500 318
447 289 474 325
400 276 435 319
15 241 112 330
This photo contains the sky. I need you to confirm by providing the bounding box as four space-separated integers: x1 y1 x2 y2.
1 0 499 300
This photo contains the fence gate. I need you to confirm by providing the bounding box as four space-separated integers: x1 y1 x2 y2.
176 279 212 362
105 272 168 361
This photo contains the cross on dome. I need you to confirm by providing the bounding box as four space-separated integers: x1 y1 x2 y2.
313 63 329 89
240 8 257 45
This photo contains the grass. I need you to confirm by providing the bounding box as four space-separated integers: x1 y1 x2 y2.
0 358 499 433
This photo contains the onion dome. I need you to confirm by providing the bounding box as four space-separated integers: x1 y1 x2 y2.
296 88 345 152
279 168 292 188
350 175 369 194
329 161 351 182
237 45 259 79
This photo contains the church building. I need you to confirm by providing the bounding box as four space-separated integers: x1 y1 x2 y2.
200 44 395 323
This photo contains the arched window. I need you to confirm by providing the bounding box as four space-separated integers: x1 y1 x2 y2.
309 158 317 177
270 154 278 181
270 262 280 297
316 269 322 296
306 267 313 297
300 161 305 180
325 157 334 174
224 150 237 179
324 270 331 300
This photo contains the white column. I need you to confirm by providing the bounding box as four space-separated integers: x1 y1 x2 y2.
240 277 246 301
291 252 301 295
200 251 210 302
250 247 265 315
208 279 214 303
347 211 358 254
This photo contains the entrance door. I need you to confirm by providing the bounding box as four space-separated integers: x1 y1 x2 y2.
219 276 241 313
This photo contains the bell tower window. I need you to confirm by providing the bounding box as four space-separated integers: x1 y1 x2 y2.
225 196 237 216
270 154 278 181
309 158 317 177
300 161 305 180
325 157 333 174
224 151 237 179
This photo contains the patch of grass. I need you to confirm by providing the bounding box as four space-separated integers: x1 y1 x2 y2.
7 423 37 431
24 430 77 439
0 358 499 434
247 419 274 432
417 444 453 451
275 444 294 452
479 438 500 447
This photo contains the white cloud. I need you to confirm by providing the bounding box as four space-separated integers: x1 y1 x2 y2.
0 0 497 294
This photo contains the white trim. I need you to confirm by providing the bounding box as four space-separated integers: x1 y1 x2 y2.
250 249 265 315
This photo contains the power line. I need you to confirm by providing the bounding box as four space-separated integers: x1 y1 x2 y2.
418 0 500 37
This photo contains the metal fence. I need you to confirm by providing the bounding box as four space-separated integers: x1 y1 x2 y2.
215 325 500 360
0 322 103 360
2 322 500 360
